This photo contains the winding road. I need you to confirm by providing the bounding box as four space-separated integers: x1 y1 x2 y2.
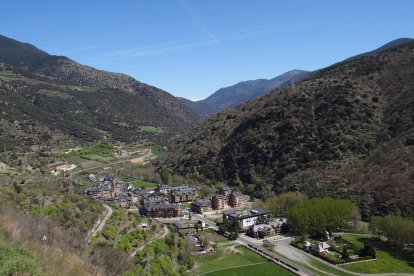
128 224 169 259
87 204 113 244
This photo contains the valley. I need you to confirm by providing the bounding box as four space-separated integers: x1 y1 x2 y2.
1 6 414 275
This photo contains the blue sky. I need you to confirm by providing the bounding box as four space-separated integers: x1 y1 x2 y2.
1 1 413 100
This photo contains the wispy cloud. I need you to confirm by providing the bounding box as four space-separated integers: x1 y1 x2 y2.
85 24 297 63
180 0 221 46
85 35 219 62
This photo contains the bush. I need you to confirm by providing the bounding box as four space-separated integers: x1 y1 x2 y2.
360 241 376 258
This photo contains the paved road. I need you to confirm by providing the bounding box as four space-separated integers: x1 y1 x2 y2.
87 204 113 244
272 235 414 276
129 224 169 258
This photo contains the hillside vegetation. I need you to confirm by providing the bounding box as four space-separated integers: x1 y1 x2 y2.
159 41 414 218
0 35 199 156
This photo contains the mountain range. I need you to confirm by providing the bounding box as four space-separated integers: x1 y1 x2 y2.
159 38 414 218
179 38 414 118
179 69 311 117
0 35 199 152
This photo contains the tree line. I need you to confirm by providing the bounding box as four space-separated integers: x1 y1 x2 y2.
370 215 414 251
287 198 355 237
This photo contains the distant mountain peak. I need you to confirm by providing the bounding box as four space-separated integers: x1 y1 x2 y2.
178 69 311 117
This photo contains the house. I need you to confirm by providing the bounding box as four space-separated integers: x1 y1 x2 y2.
310 242 330 254
269 218 287 233
191 198 212 214
218 186 232 197
145 191 166 203
48 161 65 171
228 192 242 208
116 197 130 208
223 208 270 229
128 193 139 205
140 200 180 218
170 186 196 203
212 194 226 210
173 220 198 234
248 224 275 238
157 184 172 195
88 174 97 182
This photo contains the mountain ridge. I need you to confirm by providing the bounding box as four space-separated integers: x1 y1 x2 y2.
159 39 414 218
0 35 199 156
179 69 311 117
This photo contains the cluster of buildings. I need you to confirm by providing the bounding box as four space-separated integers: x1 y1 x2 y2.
84 175 138 208
138 184 197 218
222 208 288 239
84 176 198 217
85 176 250 221
191 186 243 214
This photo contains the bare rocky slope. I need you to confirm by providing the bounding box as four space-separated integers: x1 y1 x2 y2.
159 40 414 218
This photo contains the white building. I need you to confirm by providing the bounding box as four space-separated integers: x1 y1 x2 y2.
223 208 270 229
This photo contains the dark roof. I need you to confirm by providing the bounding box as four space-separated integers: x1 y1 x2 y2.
173 220 197 228
213 194 226 200
143 200 179 211
157 184 172 190
48 161 65 167
192 198 211 207
226 208 270 220
221 186 232 191
171 186 195 196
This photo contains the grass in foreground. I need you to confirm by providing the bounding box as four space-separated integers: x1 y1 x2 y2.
309 259 354 276
198 245 293 275
339 234 414 274
0 229 41 275
203 262 293 276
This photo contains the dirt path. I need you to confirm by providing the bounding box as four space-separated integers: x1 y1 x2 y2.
87 204 113 244
128 224 169 259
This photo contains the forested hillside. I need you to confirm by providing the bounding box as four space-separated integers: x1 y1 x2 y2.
159 41 414 218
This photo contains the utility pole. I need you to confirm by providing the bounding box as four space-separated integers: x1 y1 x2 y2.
69 172 73 195
141 250 153 275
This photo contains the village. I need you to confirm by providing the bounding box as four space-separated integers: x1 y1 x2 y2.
82 174 290 244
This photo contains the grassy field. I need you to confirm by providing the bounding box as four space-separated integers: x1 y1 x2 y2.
198 245 294 275
197 228 231 244
65 143 115 158
339 234 414 274
180 202 192 209
132 179 159 188
203 262 294 276
0 229 41 275
309 259 354 276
